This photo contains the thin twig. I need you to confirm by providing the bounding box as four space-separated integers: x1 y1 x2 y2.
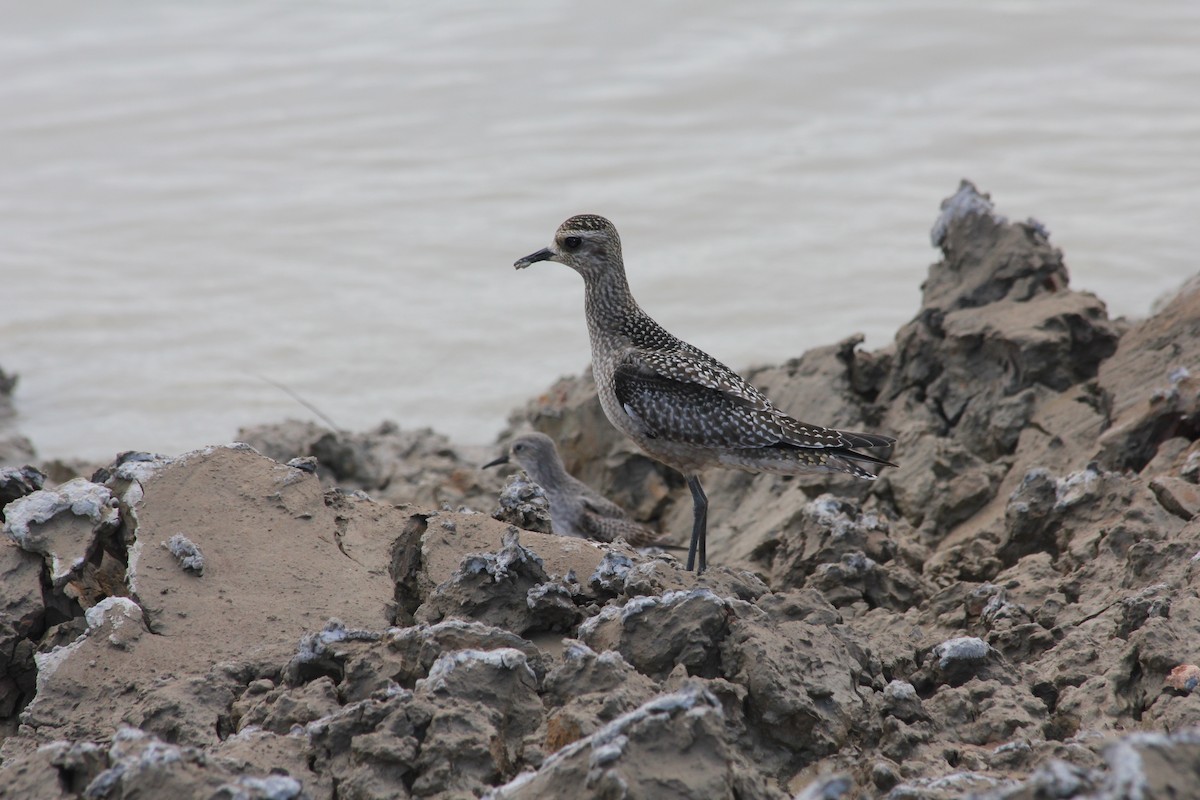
253 373 341 432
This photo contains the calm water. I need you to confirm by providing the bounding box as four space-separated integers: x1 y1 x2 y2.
2 1 1198 461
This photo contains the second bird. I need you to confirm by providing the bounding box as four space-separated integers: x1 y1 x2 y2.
484 431 663 548
513 214 897 573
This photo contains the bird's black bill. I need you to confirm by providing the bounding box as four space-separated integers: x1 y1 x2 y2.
482 454 510 469
514 247 554 270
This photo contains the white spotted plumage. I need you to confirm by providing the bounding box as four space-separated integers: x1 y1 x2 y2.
513 214 897 571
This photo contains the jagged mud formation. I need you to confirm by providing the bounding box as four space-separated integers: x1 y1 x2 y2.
235 420 506 513
498 181 1200 795
1 182 1198 799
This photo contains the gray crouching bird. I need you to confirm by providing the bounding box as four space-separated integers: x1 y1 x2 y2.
484 432 664 549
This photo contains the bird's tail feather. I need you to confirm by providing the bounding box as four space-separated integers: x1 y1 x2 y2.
718 439 897 479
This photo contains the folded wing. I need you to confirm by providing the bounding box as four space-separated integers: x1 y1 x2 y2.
614 347 895 465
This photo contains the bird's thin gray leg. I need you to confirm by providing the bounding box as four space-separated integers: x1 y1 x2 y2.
686 475 708 573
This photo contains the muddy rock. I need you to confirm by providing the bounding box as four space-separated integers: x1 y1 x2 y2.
925 636 994 685
1093 288 1200 475
237 418 505 511
587 551 769 605
340 620 551 702
926 181 1067 310
720 609 865 772
0 466 45 517
881 679 928 724
578 588 734 680
4 183 1200 799
404 508 618 620
0 481 47 726
0 739 109 800
1149 474 1200 520
0 726 306 800
410 648 543 794
491 472 553 534
976 729 1200 800
235 676 343 735
288 623 550 798
283 619 384 686
4 478 119 587
768 494 928 610
415 528 568 634
2 444 403 755
923 677 1048 747
1 474 129 718
209 727 330 798
487 684 785 800
539 641 659 751
807 549 928 612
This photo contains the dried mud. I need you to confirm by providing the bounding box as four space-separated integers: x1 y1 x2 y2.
2 182 1199 799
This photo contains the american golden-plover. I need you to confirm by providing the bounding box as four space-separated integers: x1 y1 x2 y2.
513 214 896 573
484 431 662 548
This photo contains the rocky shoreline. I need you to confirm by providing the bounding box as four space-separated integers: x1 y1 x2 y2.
2 182 1198 799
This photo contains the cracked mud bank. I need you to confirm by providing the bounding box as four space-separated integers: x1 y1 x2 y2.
2 182 1199 799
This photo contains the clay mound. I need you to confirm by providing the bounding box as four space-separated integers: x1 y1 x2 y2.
2 182 1199 799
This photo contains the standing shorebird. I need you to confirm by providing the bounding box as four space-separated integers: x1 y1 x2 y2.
483 432 662 548
513 214 896 573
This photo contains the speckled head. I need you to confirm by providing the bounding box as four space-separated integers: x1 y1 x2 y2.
514 214 624 280
557 214 618 235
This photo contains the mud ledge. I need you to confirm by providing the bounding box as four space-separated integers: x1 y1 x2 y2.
2 182 1199 799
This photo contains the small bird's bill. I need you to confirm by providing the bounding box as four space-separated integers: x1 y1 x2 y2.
514 247 554 270
481 454 510 469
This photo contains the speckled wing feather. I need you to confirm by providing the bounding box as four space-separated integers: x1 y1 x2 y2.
619 352 902 470
613 359 784 448
774 414 896 459
572 482 633 521
577 498 663 548
636 343 774 412
615 349 896 462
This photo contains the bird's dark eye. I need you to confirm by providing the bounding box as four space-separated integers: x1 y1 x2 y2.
513 443 524 452
563 236 582 251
